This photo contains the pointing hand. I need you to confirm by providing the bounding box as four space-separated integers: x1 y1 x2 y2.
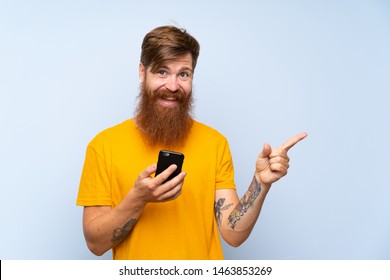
256 132 307 188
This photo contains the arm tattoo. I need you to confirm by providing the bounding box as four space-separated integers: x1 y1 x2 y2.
214 198 233 227
111 219 137 245
228 176 261 230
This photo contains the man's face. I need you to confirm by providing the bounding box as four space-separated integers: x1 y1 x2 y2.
135 53 194 148
139 53 193 106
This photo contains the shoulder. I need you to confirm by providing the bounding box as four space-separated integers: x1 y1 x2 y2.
88 119 136 148
188 120 231 150
191 120 226 140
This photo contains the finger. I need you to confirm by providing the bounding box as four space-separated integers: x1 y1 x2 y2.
160 180 184 201
258 143 272 159
270 160 289 170
280 132 308 152
138 164 157 180
160 170 187 189
154 164 178 185
270 163 288 175
158 172 186 200
269 148 290 160
269 156 290 166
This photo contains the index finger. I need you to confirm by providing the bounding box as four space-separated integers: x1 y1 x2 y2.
138 164 157 180
154 164 178 185
281 132 308 152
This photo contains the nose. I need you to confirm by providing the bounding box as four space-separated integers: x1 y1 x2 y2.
165 75 180 92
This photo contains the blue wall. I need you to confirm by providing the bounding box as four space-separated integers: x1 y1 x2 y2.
1 0 389 259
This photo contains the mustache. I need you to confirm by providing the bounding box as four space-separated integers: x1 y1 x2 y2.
154 88 187 102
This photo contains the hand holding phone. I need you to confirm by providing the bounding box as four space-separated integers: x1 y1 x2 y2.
155 150 185 184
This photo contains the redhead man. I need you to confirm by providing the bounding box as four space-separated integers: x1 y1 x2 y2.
77 26 307 259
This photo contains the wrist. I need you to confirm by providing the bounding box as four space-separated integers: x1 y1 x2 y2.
254 174 272 190
123 187 148 211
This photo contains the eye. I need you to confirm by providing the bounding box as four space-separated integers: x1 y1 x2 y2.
179 72 191 79
157 69 167 76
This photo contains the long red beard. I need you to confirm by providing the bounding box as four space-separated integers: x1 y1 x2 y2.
134 83 194 149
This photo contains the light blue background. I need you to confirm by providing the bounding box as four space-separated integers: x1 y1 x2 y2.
1 0 389 260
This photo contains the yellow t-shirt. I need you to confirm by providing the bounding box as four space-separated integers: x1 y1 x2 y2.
77 119 236 259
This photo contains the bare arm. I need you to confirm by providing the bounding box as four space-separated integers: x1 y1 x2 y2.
82 163 186 256
216 132 307 247
215 177 269 247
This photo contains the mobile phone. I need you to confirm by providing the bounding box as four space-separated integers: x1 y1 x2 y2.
155 150 185 183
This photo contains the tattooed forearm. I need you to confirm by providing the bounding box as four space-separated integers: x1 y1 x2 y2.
228 176 261 230
111 219 137 245
214 198 233 227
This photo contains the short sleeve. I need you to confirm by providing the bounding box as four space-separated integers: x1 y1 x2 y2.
76 144 112 206
215 137 236 190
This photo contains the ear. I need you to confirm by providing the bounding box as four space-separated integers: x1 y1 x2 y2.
139 63 145 82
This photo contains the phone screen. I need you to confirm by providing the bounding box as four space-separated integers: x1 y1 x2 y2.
155 150 185 183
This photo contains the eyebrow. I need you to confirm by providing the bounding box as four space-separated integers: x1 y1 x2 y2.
155 65 193 73
179 66 193 73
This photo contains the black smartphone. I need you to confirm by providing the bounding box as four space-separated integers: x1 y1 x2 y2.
155 150 185 183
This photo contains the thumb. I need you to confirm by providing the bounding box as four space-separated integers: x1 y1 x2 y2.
259 143 272 159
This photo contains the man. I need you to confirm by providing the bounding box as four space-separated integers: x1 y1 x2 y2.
76 25 307 260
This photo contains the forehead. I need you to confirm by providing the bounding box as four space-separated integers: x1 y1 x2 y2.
150 53 193 72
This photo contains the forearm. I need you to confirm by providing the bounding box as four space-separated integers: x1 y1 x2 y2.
219 176 270 247
83 189 146 256
82 163 186 256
